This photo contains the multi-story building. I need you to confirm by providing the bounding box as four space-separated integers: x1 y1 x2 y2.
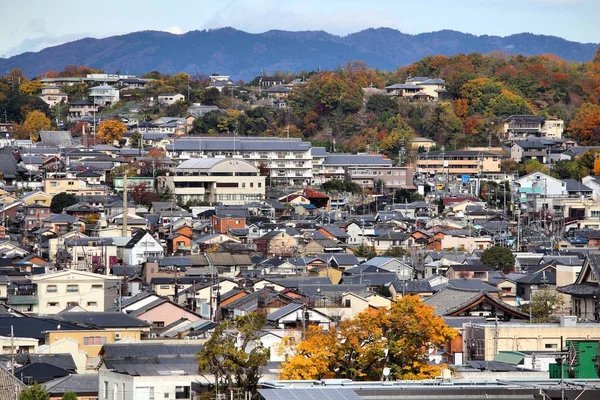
312 153 391 184
89 85 120 107
68 100 99 121
157 158 265 205
40 86 68 106
43 178 108 195
165 137 313 186
348 165 415 191
500 115 564 140
7 270 121 314
416 150 502 179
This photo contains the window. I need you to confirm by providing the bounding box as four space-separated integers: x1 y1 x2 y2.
50 182 57 187
68 181 74 186
165 394 170 399
66 284 79 293
46 285 57 293
160 285 169 289
545 343 558 349
103 381 108 399
153 321 165 328
258 182 262 188
91 284 103 290
87 301 98 307
47 302 59 307
83 336 107 346
175 386 190 399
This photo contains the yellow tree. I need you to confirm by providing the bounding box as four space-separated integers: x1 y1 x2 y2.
384 295 457 380
279 325 337 380
96 120 127 145
593 155 600 175
18 80 44 96
23 110 52 141
279 296 457 381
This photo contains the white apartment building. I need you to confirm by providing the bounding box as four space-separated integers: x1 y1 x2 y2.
24 270 121 314
165 137 313 186
158 158 266 205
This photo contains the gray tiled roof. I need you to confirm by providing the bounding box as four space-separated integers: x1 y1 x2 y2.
267 302 303 322
39 131 73 147
43 373 98 394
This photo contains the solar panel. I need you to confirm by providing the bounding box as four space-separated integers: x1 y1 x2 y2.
258 388 362 400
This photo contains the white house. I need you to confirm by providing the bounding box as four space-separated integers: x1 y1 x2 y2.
89 85 120 107
123 230 164 266
266 303 332 330
157 93 185 105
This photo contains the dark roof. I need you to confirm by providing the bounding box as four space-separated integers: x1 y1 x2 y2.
424 287 527 318
101 342 202 358
43 374 99 394
0 315 86 340
27 354 76 372
390 280 434 294
57 312 150 328
14 363 71 384
267 302 303 322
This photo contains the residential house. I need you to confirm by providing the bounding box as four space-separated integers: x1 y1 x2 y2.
157 93 185 105
123 230 164 266
40 86 68 106
88 85 119 107
6 270 121 314
255 230 297 257
266 303 332 329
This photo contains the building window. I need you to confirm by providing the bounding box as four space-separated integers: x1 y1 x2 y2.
91 284 103 290
46 285 57 293
87 301 98 307
545 343 558 349
153 321 165 328
83 336 107 346
175 386 190 399
160 285 170 289
47 302 59 307
66 284 79 293
104 381 108 399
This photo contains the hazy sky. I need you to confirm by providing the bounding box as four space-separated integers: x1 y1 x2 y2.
1 0 598 57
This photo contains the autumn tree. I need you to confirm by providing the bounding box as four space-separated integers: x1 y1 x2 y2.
23 110 53 141
197 313 270 394
568 102 600 145
279 295 456 381
96 120 126 145
19 80 44 96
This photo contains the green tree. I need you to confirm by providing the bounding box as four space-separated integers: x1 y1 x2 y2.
197 313 270 395
129 130 142 149
550 160 588 180
353 243 377 259
321 179 362 194
18 383 50 400
50 192 78 214
366 94 397 115
521 159 548 175
523 289 565 323
383 247 410 257
481 246 514 273
61 392 78 400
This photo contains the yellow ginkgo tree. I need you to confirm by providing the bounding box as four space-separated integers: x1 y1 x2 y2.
279 295 457 381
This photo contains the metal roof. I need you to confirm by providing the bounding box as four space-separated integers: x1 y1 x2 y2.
259 388 362 400
167 137 311 152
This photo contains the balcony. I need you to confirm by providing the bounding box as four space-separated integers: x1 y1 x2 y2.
8 295 39 305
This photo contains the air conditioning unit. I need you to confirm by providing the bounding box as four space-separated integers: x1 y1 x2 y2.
148 333 157 339
114 333 122 340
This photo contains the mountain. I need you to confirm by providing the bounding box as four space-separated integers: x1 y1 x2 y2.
1 27 598 80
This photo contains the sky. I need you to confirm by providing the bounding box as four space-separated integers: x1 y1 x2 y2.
1 0 598 57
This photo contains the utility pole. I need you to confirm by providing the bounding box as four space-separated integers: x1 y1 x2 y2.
10 325 15 375
122 174 128 237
